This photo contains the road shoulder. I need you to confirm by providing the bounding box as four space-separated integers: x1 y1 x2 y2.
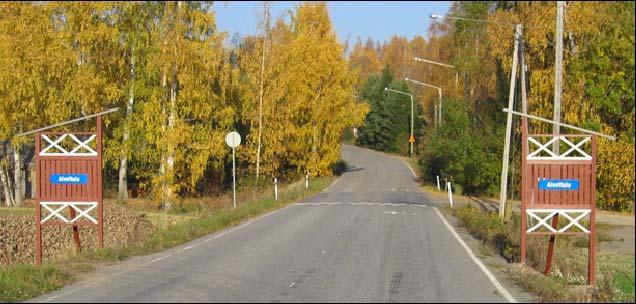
387 151 536 302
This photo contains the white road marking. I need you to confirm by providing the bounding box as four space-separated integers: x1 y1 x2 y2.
144 255 171 265
323 178 340 192
38 288 84 303
401 159 417 178
322 250 326 255
289 282 296 288
433 207 517 303
296 202 427 208
382 211 398 215
183 245 194 250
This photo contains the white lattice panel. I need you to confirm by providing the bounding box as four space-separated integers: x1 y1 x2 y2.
526 209 591 233
40 134 97 156
527 136 592 161
40 202 98 224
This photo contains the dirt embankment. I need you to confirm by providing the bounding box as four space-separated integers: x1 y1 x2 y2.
0 203 154 265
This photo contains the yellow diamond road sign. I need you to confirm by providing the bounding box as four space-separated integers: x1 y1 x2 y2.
409 135 415 143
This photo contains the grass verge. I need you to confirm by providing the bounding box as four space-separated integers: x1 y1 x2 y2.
0 176 334 303
0 264 71 301
0 207 33 217
446 204 635 302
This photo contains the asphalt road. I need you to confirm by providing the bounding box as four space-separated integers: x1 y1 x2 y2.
32 145 509 303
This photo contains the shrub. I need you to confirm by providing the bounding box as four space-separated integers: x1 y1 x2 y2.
419 99 502 196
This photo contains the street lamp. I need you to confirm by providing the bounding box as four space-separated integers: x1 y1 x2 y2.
404 78 442 126
384 88 414 158
414 57 455 69
414 56 459 96
429 13 517 27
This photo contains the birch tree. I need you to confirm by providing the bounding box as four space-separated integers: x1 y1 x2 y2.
136 1 231 208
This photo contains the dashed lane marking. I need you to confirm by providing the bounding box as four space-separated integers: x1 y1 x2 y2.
296 202 427 208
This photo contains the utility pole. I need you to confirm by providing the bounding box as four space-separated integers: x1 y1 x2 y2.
438 89 443 126
553 1 564 153
520 39 528 115
434 105 438 129
499 24 522 219
505 27 529 221
409 94 414 157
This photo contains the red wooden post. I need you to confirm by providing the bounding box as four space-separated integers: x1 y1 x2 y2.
35 132 42 265
520 118 528 264
97 116 104 248
588 135 597 285
544 214 559 274
68 207 82 252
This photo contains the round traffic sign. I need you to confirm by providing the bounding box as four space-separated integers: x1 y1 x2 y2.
225 131 241 148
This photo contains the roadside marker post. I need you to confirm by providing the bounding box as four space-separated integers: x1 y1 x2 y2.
274 177 278 201
305 174 309 189
436 175 441 190
225 131 241 209
447 182 453 208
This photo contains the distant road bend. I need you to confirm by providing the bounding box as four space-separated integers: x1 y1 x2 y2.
32 145 511 303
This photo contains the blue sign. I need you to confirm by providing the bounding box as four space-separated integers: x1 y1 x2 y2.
538 179 579 191
50 174 88 185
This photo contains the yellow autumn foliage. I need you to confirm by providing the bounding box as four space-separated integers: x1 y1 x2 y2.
597 138 635 211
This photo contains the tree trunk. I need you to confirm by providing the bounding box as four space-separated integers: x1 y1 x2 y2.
30 162 36 199
255 2 269 184
0 176 5 207
20 162 25 199
118 148 129 200
159 65 170 209
164 78 176 210
118 46 135 200
13 147 23 206
158 2 178 210
0 162 14 207
164 2 181 210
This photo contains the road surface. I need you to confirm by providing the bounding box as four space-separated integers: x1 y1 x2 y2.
32 145 510 303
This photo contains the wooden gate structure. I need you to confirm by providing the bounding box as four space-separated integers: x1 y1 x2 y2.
520 117 598 285
17 109 118 265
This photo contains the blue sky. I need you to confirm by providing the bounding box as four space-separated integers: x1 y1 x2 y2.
213 1 452 45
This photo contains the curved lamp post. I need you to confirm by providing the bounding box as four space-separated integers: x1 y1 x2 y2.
384 88 414 158
404 78 442 127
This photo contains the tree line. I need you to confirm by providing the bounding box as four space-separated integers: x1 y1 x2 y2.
349 1 634 211
0 1 368 208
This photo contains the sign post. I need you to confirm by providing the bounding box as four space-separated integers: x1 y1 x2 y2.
503 107 614 286
225 131 241 209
